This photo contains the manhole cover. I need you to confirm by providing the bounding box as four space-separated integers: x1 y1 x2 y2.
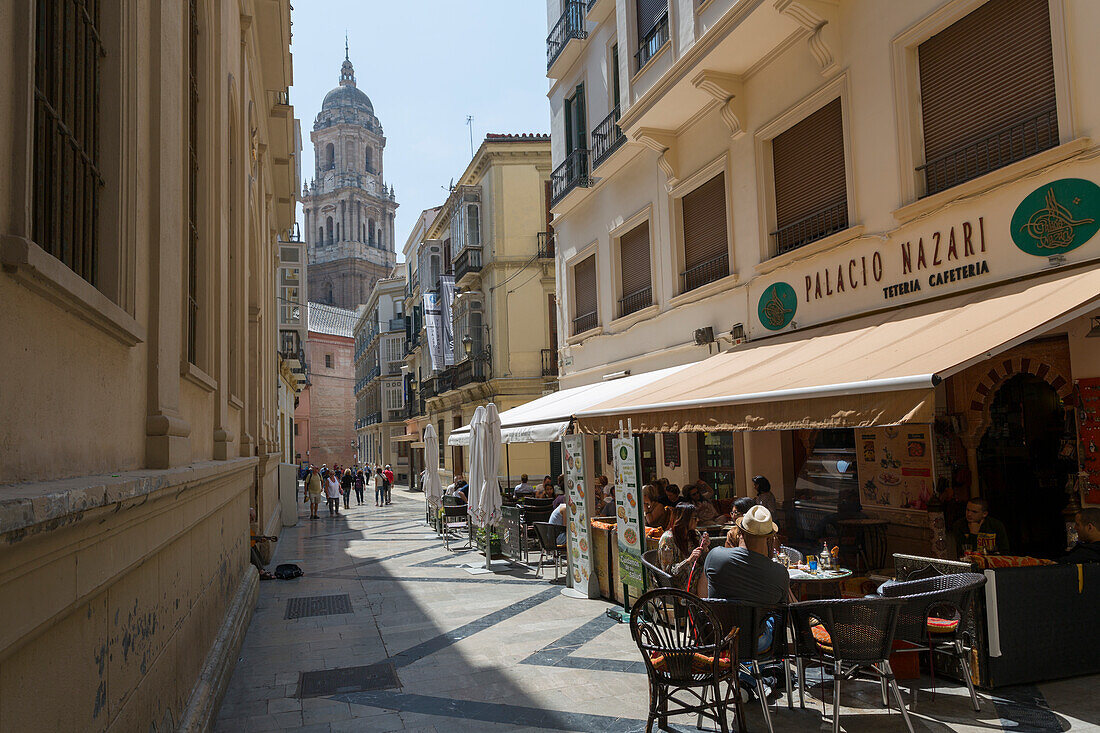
299 662 401 697
285 594 353 620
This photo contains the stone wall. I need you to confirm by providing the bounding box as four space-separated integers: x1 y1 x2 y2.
302 331 357 466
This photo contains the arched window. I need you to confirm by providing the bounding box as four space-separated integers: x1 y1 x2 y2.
325 281 334 303
326 216 333 243
336 222 341 241
323 142 335 170
318 226 323 243
377 221 384 246
368 218 376 245
365 148 372 173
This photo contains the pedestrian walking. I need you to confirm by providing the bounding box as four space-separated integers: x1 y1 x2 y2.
341 468 353 509
383 464 394 505
353 468 365 505
305 466 323 520
374 465 384 506
324 469 342 516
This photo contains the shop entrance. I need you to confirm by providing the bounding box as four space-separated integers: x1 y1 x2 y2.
978 373 1073 558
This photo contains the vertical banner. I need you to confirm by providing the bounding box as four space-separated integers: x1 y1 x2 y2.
423 290 444 371
439 274 456 367
612 437 644 590
562 434 593 591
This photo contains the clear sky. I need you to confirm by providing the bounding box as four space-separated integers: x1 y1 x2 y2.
290 1 551 259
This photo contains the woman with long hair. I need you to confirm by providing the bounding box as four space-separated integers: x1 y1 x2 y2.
657 502 710 595
642 484 670 529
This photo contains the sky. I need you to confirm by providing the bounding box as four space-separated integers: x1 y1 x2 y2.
290 1 551 259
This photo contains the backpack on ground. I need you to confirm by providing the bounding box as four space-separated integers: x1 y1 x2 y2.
273 563 303 579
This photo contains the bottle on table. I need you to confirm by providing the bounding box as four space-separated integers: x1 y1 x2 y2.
820 540 832 571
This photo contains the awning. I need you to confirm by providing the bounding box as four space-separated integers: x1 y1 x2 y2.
391 434 419 443
574 265 1100 434
446 364 690 446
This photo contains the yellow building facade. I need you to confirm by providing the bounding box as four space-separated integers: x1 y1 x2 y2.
0 1 297 729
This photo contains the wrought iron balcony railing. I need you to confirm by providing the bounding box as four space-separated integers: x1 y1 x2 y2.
680 254 729 294
541 348 558 377
551 149 590 206
573 310 598 335
592 105 625 168
772 199 849 256
455 359 487 388
635 12 669 71
547 0 588 71
454 247 483 281
618 286 652 318
537 232 556 259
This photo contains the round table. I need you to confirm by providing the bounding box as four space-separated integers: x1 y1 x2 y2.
787 567 852 601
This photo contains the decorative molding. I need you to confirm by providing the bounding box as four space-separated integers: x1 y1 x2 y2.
775 0 838 76
632 128 680 190
691 71 745 139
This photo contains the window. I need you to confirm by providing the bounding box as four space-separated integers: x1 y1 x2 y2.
572 254 598 334
326 216 333 243
611 44 621 107
368 218 375 244
680 173 729 292
186 0 200 364
771 98 848 255
365 147 372 172
917 0 1057 196
697 432 736 500
635 0 669 71
325 353 333 369
564 85 587 155
323 142 335 170
618 221 652 317
294 423 299 436
466 203 480 248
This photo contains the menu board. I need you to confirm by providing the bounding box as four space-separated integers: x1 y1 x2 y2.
856 425 935 509
562 434 593 589
612 437 644 590
1077 378 1100 505
662 433 681 468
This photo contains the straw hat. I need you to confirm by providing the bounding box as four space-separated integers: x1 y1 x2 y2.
736 505 778 536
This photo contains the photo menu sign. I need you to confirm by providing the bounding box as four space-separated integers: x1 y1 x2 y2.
856 425 936 510
612 437 644 590
562 434 593 591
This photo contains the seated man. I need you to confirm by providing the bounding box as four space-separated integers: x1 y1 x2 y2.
514 474 536 499
952 497 1009 555
1059 508 1100 564
549 498 568 545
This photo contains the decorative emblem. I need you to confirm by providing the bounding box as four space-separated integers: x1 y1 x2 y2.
1011 178 1100 256
758 282 797 331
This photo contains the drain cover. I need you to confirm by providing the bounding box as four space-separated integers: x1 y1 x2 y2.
285 594 353 620
299 662 401 697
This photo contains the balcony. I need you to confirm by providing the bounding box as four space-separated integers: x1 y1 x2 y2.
421 376 438 401
455 359 487 388
635 12 669 72
772 199 849 256
386 317 405 332
405 398 424 419
366 412 382 426
680 254 729 294
386 408 405 423
618 286 652 318
537 232 555 260
454 247 483 285
918 108 1058 198
551 149 590 206
541 348 558 377
547 0 588 76
573 310 598 335
591 106 625 169
367 365 381 382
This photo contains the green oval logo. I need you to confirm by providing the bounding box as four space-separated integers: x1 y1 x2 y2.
758 282 797 331
1011 178 1100 256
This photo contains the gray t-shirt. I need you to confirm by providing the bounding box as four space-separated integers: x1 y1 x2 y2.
704 547 789 606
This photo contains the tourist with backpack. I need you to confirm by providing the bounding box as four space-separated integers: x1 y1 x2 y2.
383 465 394 505
353 467 365 505
305 466 323 520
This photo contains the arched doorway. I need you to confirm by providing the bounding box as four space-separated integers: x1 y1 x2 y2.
977 373 1074 558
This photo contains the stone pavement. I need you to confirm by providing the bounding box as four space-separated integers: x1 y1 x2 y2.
215 487 1100 732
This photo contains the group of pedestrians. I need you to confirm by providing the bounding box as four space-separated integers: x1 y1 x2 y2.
299 462 395 520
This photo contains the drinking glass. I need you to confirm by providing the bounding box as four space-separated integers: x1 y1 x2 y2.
807 555 818 573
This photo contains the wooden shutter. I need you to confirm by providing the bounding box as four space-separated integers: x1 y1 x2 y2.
637 0 667 36
919 0 1056 163
573 254 597 317
548 293 558 356
772 98 846 229
545 180 553 231
682 173 729 271
619 222 651 297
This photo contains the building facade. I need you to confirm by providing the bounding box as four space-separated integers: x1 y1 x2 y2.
0 1 297 729
354 273 408 480
415 134 559 486
547 0 1100 557
295 302 358 468
277 219 308 464
300 50 398 311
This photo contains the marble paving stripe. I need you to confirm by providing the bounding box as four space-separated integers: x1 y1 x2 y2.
388 587 561 669
354 574 544 586
989 684 1062 732
307 547 439 578
332 688 678 732
520 614 647 674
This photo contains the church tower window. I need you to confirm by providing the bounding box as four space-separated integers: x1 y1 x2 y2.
323 143 335 171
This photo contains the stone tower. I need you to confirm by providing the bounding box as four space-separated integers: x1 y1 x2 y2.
301 47 398 310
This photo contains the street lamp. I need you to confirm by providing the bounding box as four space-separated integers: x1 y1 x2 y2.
462 333 473 357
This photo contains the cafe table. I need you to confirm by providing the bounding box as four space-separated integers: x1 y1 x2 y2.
787 566 852 602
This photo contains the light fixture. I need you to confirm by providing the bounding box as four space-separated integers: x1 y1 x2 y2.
1088 316 1100 338
462 333 473 355
602 369 631 381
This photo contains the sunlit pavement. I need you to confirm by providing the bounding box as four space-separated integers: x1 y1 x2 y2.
215 488 1100 732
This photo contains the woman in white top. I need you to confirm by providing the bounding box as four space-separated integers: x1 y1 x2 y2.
324 471 342 517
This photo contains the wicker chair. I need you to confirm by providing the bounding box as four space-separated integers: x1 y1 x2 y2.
780 546 804 565
441 495 464 507
789 597 914 733
631 588 745 733
641 549 674 590
705 600 794 733
532 522 565 580
877 572 986 712
441 504 471 551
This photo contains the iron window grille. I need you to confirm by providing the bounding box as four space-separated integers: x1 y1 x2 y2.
635 11 669 71
771 198 849 256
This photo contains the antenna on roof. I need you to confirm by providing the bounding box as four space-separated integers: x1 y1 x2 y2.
466 115 474 157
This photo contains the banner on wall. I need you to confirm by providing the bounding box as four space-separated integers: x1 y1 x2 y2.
612 437 644 590
424 290 444 371
562 434 593 591
439 275 456 367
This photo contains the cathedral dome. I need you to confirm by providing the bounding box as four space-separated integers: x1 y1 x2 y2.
321 84 373 114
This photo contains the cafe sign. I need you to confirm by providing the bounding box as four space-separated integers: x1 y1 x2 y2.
1010 178 1100 256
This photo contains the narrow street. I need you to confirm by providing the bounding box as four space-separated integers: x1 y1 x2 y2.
215 488 1100 732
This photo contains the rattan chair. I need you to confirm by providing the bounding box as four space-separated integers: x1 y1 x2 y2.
877 572 986 712
441 504 470 551
789 596 914 733
442 495 464 507
705 600 794 733
780 546 804 565
532 521 565 580
631 588 745 733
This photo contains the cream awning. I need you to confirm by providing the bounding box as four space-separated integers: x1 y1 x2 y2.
574 266 1100 434
446 364 690 446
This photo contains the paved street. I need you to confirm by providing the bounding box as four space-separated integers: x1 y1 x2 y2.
216 488 1100 732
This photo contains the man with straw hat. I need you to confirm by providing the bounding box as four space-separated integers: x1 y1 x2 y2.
704 505 788 606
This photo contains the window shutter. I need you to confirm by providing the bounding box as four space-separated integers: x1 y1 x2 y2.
637 0 667 36
918 0 1056 170
682 173 729 272
772 98 846 230
619 222 651 298
573 254 597 318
